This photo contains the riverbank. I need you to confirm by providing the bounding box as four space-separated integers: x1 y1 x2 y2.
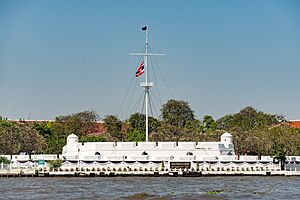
1 168 300 178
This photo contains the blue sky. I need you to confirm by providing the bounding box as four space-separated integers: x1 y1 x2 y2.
1 0 300 120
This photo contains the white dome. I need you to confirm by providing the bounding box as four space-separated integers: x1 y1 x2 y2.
67 133 78 144
221 132 233 148
67 133 78 139
221 132 232 137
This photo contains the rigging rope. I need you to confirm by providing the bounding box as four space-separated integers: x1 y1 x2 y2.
149 90 161 117
152 54 175 98
125 78 138 118
117 75 134 118
149 56 162 104
129 91 144 117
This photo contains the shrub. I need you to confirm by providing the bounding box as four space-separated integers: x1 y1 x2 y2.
0 156 10 164
48 160 63 171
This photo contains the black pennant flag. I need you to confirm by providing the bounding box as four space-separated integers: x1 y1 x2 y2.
142 26 147 31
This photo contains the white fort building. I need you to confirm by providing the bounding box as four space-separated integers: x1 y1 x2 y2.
62 132 235 162
59 132 238 171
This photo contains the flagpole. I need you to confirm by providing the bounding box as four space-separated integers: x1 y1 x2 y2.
145 25 149 142
145 25 148 84
129 25 164 143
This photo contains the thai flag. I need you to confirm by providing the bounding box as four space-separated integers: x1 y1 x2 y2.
135 61 145 77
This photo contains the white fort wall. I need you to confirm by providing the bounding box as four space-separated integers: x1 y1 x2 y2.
62 133 235 161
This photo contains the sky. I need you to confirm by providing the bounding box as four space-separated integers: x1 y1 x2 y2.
0 0 300 121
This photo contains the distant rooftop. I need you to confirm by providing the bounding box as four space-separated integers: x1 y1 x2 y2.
7 119 104 123
290 120 300 128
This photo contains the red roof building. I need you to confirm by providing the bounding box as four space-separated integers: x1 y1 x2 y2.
290 120 300 128
290 119 300 128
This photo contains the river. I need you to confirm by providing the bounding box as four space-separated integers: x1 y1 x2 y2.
0 176 299 199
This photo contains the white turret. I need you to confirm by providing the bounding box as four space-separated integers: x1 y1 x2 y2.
67 133 78 144
221 132 233 148
62 133 79 157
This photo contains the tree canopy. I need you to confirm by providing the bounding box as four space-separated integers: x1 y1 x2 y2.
161 100 194 128
103 115 123 141
1 103 299 157
0 119 46 154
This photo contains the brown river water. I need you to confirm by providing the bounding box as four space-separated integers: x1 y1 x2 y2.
0 176 299 199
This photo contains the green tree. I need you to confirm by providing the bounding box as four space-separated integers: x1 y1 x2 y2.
32 122 53 139
43 110 99 154
203 115 217 133
32 122 66 154
157 122 183 141
272 144 286 170
201 115 224 141
0 156 10 164
55 110 98 137
0 120 21 154
103 115 123 141
127 113 159 133
126 113 160 142
45 135 65 155
48 159 63 170
182 119 204 141
127 129 145 142
217 106 283 155
32 122 54 153
161 99 194 128
18 124 46 154
0 119 46 154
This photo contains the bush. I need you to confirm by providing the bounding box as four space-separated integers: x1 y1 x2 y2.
0 156 10 164
48 160 63 170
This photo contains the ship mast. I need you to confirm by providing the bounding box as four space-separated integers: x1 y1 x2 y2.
129 25 164 142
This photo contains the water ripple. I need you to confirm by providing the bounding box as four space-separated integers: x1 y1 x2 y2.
0 176 299 199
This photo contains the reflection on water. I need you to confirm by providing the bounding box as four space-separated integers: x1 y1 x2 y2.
0 176 299 199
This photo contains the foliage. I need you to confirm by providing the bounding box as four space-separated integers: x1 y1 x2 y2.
44 135 66 155
127 129 145 142
48 159 63 170
32 122 63 154
18 124 46 154
182 119 204 141
45 110 99 153
55 110 98 137
157 122 182 141
126 113 160 142
1 104 300 158
203 115 217 133
127 113 160 133
80 135 106 142
217 107 281 131
161 99 194 128
32 122 53 139
216 106 283 155
0 156 10 164
0 119 46 154
0 120 21 154
103 115 123 141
